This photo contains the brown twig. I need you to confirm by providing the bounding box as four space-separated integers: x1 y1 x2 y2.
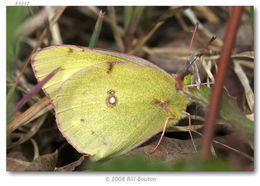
107 7 124 52
128 22 163 55
184 8 223 48
200 6 245 159
9 97 52 132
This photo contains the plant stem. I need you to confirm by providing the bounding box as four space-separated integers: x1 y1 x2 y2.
89 10 105 48
200 6 244 159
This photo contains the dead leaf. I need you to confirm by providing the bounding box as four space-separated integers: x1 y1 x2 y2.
128 135 200 163
7 150 58 171
7 158 32 171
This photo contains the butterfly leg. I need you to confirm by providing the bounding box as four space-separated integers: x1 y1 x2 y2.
150 116 175 154
183 111 197 152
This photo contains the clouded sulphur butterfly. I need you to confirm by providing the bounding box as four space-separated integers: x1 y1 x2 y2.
31 45 187 161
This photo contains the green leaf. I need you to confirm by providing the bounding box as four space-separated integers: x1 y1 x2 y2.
6 6 30 122
187 87 254 144
250 6 254 34
184 74 194 85
124 6 133 31
87 154 240 171
89 10 105 48
170 156 240 171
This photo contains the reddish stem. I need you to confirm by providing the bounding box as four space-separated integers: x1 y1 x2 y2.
200 6 244 158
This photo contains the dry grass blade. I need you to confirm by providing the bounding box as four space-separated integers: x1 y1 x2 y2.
46 6 63 44
197 53 254 69
234 61 254 112
184 8 223 48
232 51 254 59
31 138 40 160
127 7 189 54
175 12 190 32
234 59 254 69
195 6 220 23
201 51 254 61
143 46 192 56
231 51 254 69
9 97 52 132
128 22 163 55
157 6 187 23
15 69 34 94
202 58 215 82
107 7 124 52
167 124 204 132
246 113 254 121
8 114 47 149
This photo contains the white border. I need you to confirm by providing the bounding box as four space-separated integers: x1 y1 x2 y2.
3 0 256 6
1 1 259 186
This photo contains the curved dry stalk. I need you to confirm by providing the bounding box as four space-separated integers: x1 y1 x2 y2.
194 6 220 23
31 138 39 160
107 7 124 52
184 8 223 48
46 6 63 44
128 22 163 55
9 97 52 132
8 114 47 149
201 58 215 83
234 61 254 112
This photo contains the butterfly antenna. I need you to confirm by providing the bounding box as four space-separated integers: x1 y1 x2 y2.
184 35 217 77
150 116 174 153
184 82 214 88
184 22 199 68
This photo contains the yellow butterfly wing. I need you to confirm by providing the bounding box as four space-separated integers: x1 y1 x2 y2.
56 61 187 161
31 45 161 106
